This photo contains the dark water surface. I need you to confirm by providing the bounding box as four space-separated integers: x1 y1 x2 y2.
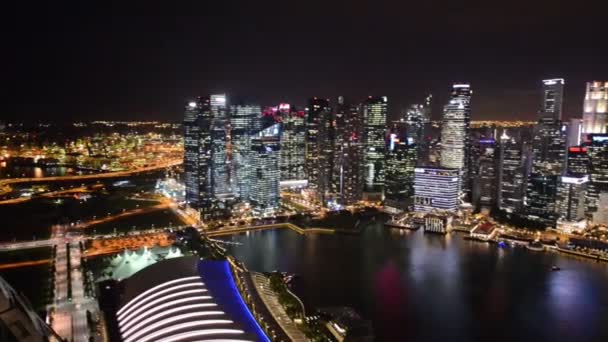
221 224 608 342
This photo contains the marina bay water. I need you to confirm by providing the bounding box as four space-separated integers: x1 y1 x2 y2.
221 223 608 342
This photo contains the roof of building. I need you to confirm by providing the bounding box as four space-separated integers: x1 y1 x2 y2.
114 256 268 342
473 222 495 234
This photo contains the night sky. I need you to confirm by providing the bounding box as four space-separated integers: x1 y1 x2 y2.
4 1 608 123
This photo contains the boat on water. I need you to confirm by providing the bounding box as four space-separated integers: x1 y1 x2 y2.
526 241 544 252
552 265 561 271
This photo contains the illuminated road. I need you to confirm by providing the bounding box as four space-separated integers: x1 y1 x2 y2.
0 159 182 196
0 186 92 205
0 259 50 270
74 200 173 230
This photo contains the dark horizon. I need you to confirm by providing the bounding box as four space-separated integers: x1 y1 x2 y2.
4 1 608 123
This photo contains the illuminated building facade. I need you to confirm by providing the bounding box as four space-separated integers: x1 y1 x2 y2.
582 81 608 134
404 94 432 160
305 98 333 204
385 131 417 209
101 256 270 342
538 78 564 123
566 146 589 175
498 133 526 213
526 79 567 223
362 96 388 193
250 123 281 216
471 138 498 210
568 118 583 147
183 97 217 219
586 134 608 220
278 104 306 181
230 101 261 200
332 97 364 205
440 84 472 198
556 175 588 222
413 167 460 213
210 94 231 195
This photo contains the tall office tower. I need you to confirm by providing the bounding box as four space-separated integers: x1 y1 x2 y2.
210 94 231 195
586 134 608 221
277 104 307 181
230 101 261 200
539 79 564 123
582 81 608 134
332 97 364 205
498 132 526 213
526 79 567 223
568 118 583 147
566 146 589 175
413 167 460 213
362 96 388 193
385 132 417 209
249 123 281 216
183 97 216 218
440 84 472 198
471 138 498 211
556 175 588 221
305 98 333 204
404 94 432 161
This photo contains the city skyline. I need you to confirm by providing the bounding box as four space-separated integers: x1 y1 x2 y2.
4 1 608 123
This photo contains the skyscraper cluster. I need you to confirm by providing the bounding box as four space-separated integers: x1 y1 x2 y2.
183 79 608 229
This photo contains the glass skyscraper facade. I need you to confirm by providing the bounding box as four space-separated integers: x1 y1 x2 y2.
305 98 333 204
183 97 216 219
250 123 281 216
582 81 608 134
526 79 567 223
440 84 472 198
556 175 588 222
498 133 526 213
404 94 432 161
385 133 417 209
279 105 307 181
332 97 364 205
471 138 498 210
362 96 388 193
210 94 231 195
586 134 608 221
230 101 261 200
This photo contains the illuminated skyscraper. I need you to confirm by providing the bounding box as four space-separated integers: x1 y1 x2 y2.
277 104 306 181
404 94 432 160
526 79 567 223
413 167 460 213
440 84 472 197
586 134 608 220
183 97 216 219
568 118 583 147
498 132 526 213
362 96 388 193
305 98 333 204
230 100 261 200
582 81 608 134
539 78 564 123
332 97 364 205
471 138 498 210
385 132 417 209
210 94 231 195
556 175 588 221
566 146 589 175
250 123 281 216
